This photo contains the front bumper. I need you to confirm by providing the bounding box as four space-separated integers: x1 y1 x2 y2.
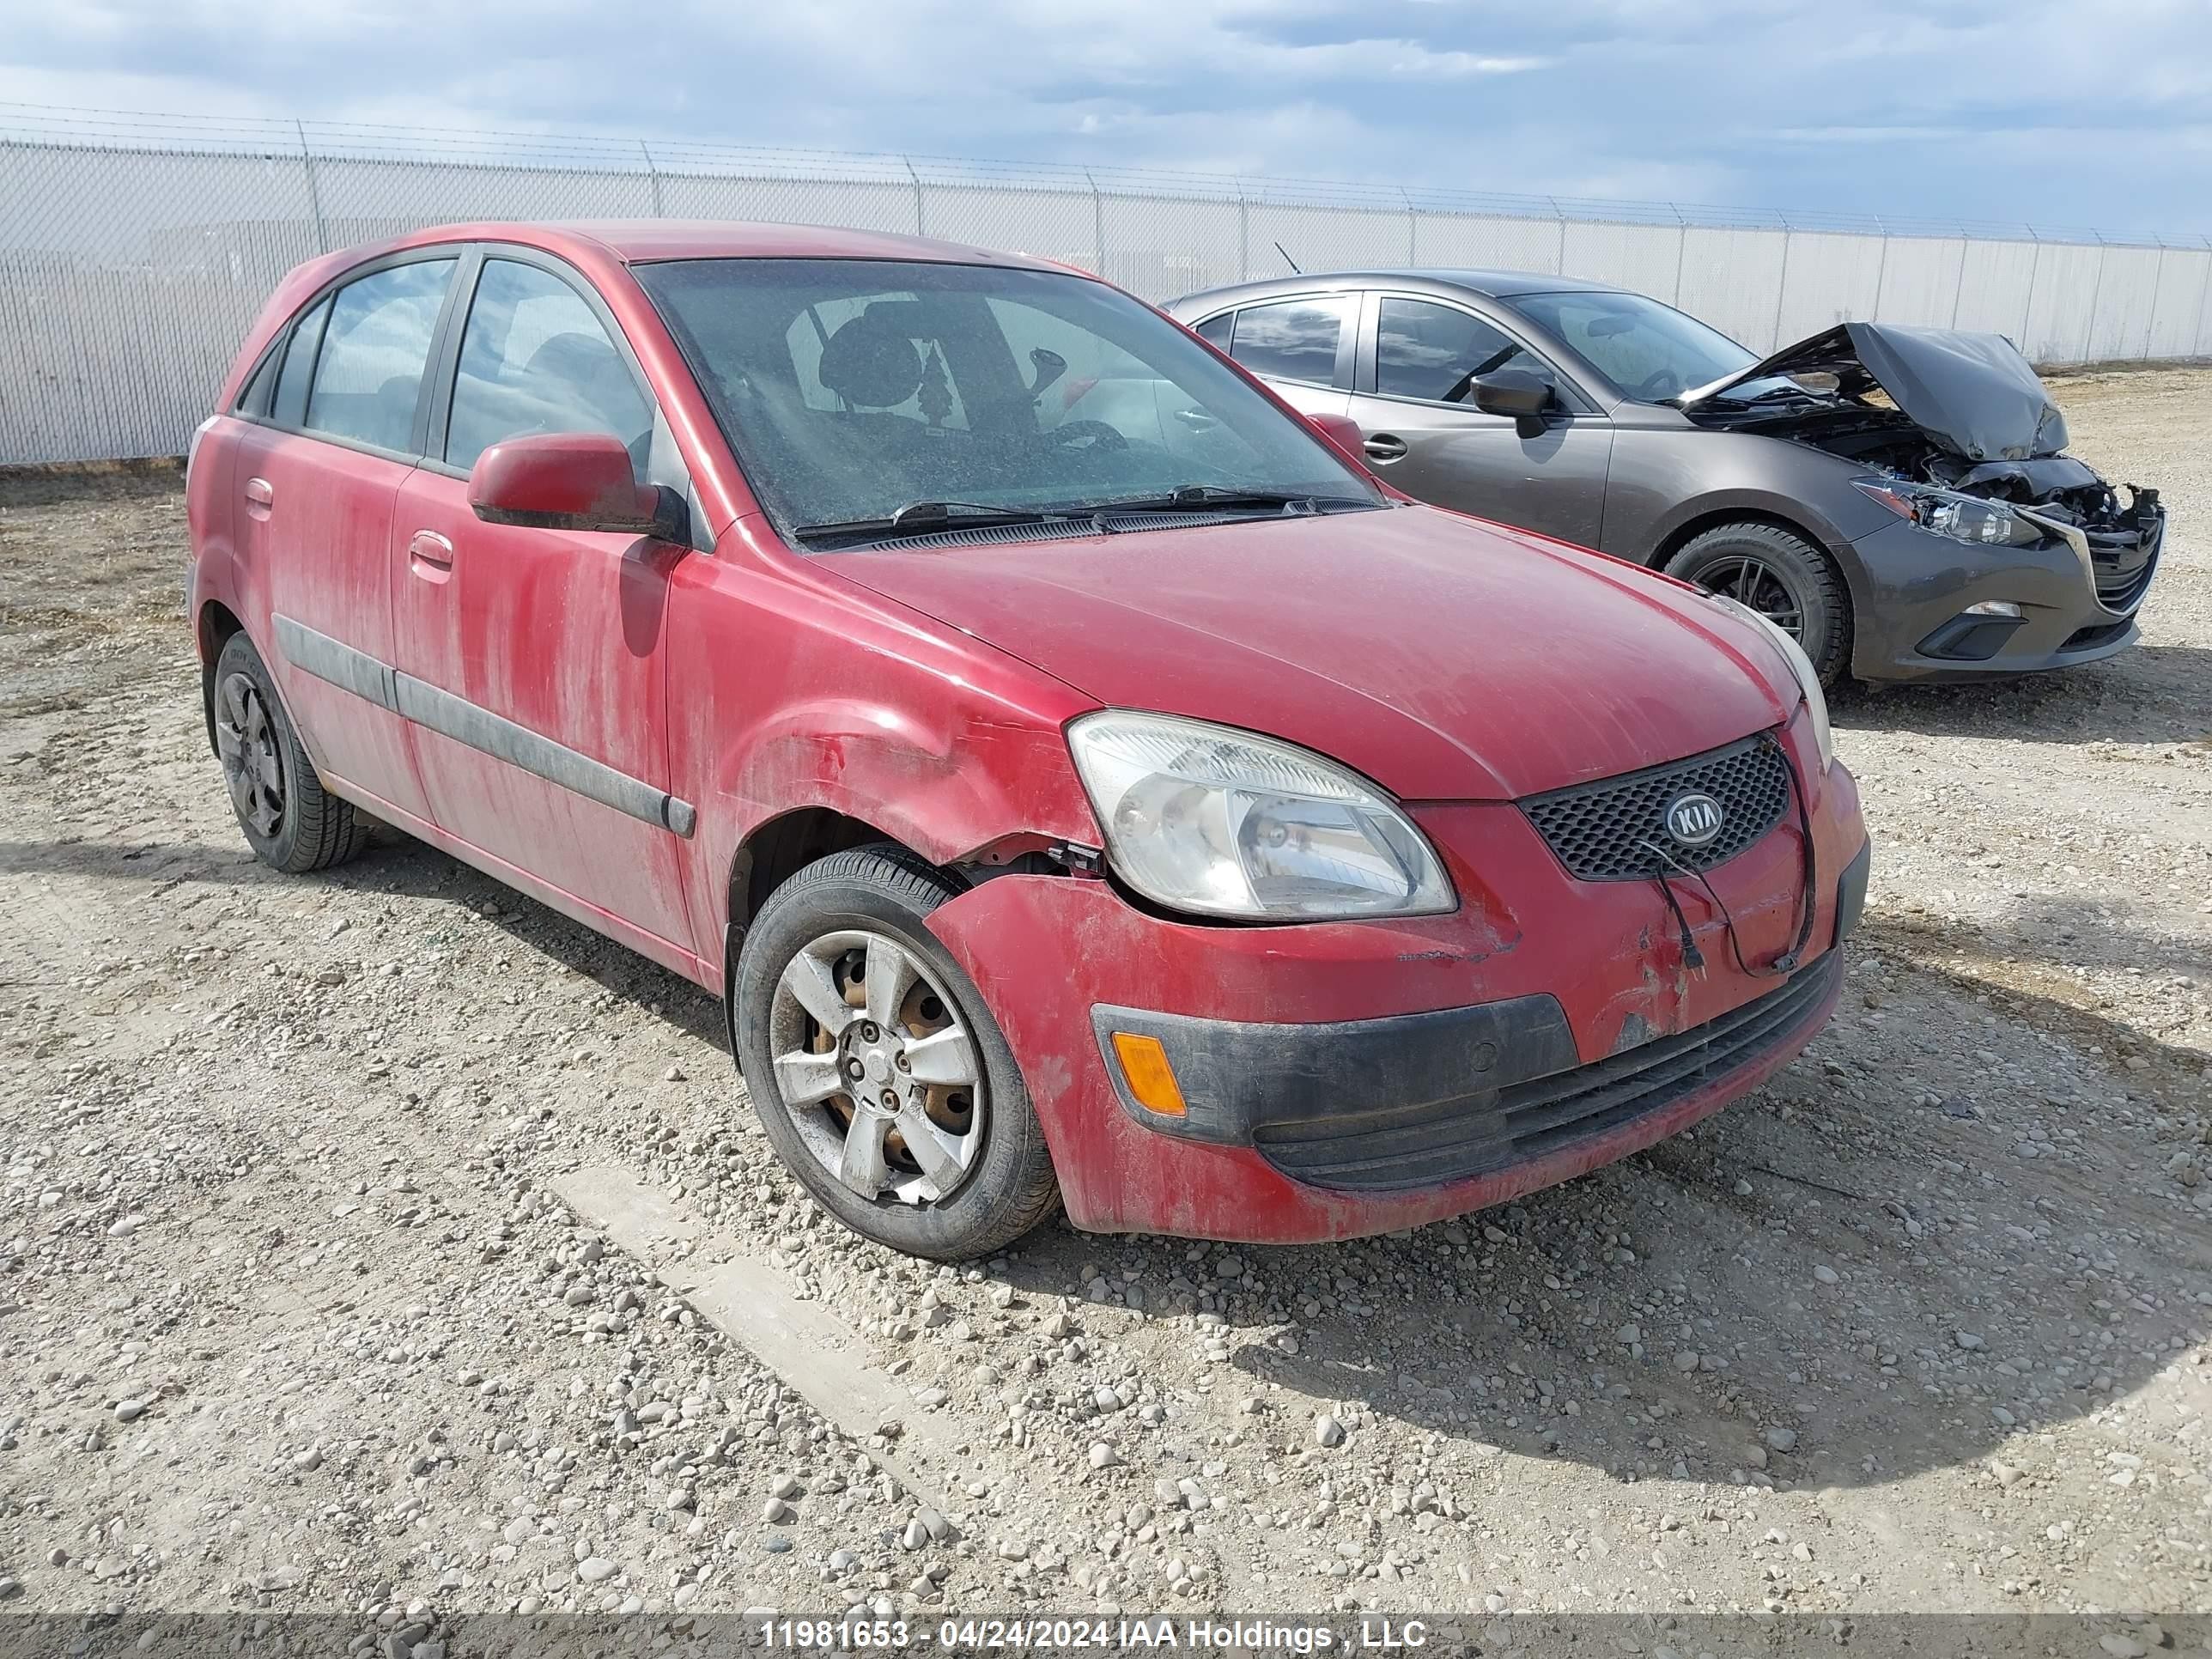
927 718 1867 1243
1847 507 2163 683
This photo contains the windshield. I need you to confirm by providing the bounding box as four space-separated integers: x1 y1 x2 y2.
1502 289 1758 404
635 258 1380 541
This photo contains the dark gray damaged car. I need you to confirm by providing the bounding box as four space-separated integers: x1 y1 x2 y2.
1165 271 2165 684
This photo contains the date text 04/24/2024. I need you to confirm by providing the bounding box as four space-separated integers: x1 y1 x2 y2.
747 1617 1432 1651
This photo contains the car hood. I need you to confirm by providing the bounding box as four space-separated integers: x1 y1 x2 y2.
1680 320 2068 462
827 506 1796 802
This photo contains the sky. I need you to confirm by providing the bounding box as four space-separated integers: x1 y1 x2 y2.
3 0 2209 234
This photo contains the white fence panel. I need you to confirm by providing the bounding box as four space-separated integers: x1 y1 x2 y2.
2085 244 2162 362
1775 230 1887 343
1872 236 1966 328
659 173 916 235
2148 246 2212 359
2022 240 2102 364
1951 240 2039 341
1408 210 1562 275
1097 193 1243 299
1676 226 1790 350
920 184 1099 273
1561 220 1685 301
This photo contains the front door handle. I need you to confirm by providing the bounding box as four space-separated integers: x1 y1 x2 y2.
1363 434 1408 464
407 529 455 583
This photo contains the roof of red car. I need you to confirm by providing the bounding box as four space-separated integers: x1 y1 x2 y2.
395 219 1079 270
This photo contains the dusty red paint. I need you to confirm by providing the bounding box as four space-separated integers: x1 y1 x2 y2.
189 219 1869 1245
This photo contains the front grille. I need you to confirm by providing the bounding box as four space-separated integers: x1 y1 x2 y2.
2091 533 2160 614
1520 732 1791 882
1253 951 1841 1193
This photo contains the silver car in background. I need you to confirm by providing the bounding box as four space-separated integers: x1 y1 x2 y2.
1165 270 2164 685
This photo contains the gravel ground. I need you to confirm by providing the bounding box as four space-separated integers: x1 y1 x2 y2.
1 372 2208 1638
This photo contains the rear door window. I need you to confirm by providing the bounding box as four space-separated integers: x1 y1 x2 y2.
1225 297 1347 386
445 258 653 474
303 258 457 453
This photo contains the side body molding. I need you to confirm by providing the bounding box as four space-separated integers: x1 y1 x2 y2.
273 614 697 837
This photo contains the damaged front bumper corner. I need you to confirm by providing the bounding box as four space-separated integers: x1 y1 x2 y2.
1847 506 2163 682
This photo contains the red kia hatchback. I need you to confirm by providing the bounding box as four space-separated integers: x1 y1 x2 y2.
186 222 1869 1258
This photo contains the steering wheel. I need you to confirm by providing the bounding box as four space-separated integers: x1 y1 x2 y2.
1048 420 1128 453
1632 369 1680 400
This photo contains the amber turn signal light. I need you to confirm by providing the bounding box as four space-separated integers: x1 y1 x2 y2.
1109 1031 1187 1117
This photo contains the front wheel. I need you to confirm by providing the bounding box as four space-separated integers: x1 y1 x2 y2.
1662 522 1851 687
732 845 1060 1260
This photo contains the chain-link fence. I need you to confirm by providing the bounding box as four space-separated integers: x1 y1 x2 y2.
5 105 2211 466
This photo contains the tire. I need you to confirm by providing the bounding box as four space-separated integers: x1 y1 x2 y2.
1662 522 1851 688
211 629 373 873
733 844 1060 1261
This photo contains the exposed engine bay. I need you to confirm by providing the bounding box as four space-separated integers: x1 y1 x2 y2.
1680 321 2166 608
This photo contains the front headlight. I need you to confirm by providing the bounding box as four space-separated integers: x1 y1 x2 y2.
1852 477 2047 550
1706 595 1835 773
1066 711 1455 921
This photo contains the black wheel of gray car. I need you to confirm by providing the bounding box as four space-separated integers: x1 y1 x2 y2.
1663 522 1850 687
212 630 372 873
732 844 1060 1261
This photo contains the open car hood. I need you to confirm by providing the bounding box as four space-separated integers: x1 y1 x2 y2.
1680 321 2069 462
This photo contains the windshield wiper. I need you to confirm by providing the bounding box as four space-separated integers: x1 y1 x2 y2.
790 501 1089 547
1085 485 1378 515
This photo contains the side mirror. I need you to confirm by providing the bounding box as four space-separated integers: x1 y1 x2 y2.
469 432 682 539
1470 368 1553 422
1306 411 1370 467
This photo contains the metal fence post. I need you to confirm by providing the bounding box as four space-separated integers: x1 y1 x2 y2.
1548 196 1565 273
1084 170 1104 276
1670 203 1687 305
296 120 329 254
2083 229 2108 364
639 140 664 216
1869 215 1888 321
1949 225 1968 329
902 156 924 235
1401 186 1417 264
1237 191 1249 282
2145 239 2166 360
2193 236 2212 359
1771 214 1792 349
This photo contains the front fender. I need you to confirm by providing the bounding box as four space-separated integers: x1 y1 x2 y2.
665 521 1103 963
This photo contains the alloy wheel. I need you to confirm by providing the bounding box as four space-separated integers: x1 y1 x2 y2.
214 671 286 837
1698 555 1805 639
766 928 985 1206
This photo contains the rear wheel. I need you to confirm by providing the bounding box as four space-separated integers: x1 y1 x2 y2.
1662 521 1850 687
733 844 1059 1260
212 630 372 872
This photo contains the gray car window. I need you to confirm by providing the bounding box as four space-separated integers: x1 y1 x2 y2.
1376 298 1542 403
304 260 456 453
1227 297 1346 385
1192 312 1234 349
446 259 653 474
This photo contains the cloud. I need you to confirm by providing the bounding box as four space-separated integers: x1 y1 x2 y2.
0 0 2207 231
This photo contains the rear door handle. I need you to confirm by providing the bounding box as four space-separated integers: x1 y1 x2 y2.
243 476 273 517
407 530 455 582
1363 434 1408 463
